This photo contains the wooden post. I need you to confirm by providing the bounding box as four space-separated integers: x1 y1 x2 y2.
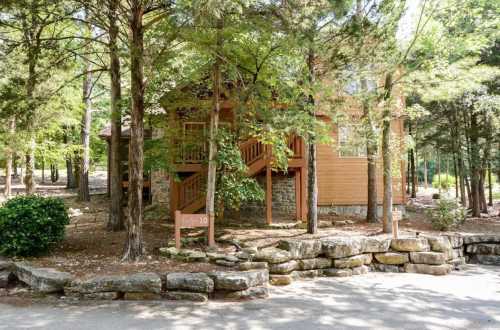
295 169 301 221
170 176 178 220
175 210 181 249
266 164 272 225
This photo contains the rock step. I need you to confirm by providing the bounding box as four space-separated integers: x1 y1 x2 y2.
15 262 73 294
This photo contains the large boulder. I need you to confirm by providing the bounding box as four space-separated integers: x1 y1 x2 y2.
68 273 162 294
409 252 447 265
465 244 498 255
268 260 299 274
15 262 72 293
463 235 500 245
290 270 322 279
208 270 268 291
374 252 409 265
166 272 214 293
220 286 269 300
254 247 291 264
390 237 430 252
404 263 452 276
333 254 372 269
298 258 332 270
322 237 366 258
363 237 391 253
278 239 322 259
425 236 452 252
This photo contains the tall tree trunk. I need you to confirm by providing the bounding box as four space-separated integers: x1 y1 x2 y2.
307 45 318 234
206 17 223 235
64 129 76 188
364 93 378 222
24 138 36 194
381 73 393 234
107 0 124 231
3 118 15 197
457 152 467 206
24 54 37 194
78 61 92 202
41 158 45 184
423 156 428 189
123 1 145 262
469 113 481 217
437 151 441 195
410 149 416 198
453 152 459 199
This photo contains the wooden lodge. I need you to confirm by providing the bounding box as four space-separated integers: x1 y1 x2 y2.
100 81 406 224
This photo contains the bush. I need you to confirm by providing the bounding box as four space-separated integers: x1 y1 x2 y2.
0 195 70 256
432 173 455 190
426 198 467 231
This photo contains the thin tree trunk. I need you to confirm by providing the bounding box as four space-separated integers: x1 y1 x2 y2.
64 129 76 188
3 118 15 197
41 158 45 184
453 152 459 199
123 1 145 262
363 90 378 223
107 0 124 231
488 162 493 206
381 73 393 234
206 17 223 235
307 45 318 234
78 12 92 202
410 149 416 198
24 54 37 194
437 151 441 195
24 138 36 194
469 113 481 217
457 151 467 206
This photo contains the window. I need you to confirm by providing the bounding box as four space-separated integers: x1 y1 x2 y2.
182 122 206 162
338 125 367 157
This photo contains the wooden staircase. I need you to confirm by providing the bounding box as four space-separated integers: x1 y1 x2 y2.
171 135 305 219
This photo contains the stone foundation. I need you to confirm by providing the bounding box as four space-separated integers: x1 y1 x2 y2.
151 169 170 216
318 204 406 218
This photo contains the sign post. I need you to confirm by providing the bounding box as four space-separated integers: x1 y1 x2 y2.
175 211 215 249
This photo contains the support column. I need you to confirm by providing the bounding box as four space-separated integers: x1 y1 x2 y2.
266 165 272 225
170 176 178 220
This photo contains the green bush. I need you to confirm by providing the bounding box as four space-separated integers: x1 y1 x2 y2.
0 195 70 256
426 198 467 231
432 173 456 190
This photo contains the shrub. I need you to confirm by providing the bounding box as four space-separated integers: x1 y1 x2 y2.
0 195 70 256
432 173 455 190
426 198 467 231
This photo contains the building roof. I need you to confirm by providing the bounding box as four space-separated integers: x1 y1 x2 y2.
98 124 153 140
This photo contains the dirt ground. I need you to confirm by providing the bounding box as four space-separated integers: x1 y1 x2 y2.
1 171 499 279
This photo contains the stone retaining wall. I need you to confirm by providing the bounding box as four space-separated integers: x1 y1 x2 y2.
1 234 498 302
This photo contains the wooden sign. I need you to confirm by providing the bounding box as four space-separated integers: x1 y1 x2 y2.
175 210 215 249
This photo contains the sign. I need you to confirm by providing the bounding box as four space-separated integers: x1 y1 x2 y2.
174 211 215 249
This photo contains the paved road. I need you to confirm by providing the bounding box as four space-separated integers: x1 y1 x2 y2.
1 265 499 330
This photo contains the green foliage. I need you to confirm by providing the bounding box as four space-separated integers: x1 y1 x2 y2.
0 196 70 256
432 173 456 190
426 198 467 231
215 129 264 214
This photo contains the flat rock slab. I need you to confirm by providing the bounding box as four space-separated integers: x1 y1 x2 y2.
352 265 370 275
221 286 269 300
254 247 291 264
372 263 401 273
68 273 161 294
15 262 72 293
322 237 365 258
298 258 332 270
364 237 391 253
463 235 500 245
278 240 322 259
333 254 372 269
270 275 293 286
404 263 452 276
410 252 447 265
164 291 208 302
238 262 268 271
290 270 322 279
391 238 430 252
470 255 500 266
208 270 268 291
322 268 352 277
374 252 409 265
426 236 452 252
444 235 464 248
269 260 298 275
166 272 214 293
466 244 500 255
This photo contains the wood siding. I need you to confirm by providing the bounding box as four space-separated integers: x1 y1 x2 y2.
317 118 406 205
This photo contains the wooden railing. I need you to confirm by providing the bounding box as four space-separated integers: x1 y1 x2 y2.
178 171 206 210
239 138 265 166
288 135 304 158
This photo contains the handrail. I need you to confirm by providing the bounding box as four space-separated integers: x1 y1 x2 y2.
178 171 206 210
